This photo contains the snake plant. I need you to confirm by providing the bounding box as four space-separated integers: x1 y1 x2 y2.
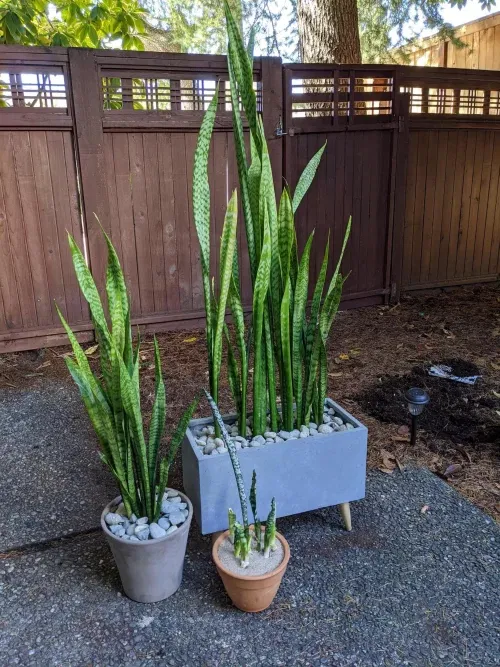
57 230 198 522
205 390 276 569
193 3 351 436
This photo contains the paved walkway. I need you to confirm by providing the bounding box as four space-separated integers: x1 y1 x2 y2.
0 383 498 666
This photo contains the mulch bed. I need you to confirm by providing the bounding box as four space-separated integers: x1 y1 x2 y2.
1 283 499 520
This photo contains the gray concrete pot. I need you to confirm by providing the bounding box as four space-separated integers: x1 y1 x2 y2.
183 398 368 534
100 489 192 603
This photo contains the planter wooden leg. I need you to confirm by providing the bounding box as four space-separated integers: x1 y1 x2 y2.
339 502 352 531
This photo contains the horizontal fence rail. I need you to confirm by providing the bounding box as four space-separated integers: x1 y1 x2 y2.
0 47 499 351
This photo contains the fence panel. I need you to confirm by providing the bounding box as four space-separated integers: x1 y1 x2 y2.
0 50 91 352
400 68 500 289
282 64 405 307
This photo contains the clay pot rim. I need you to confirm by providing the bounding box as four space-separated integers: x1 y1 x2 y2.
212 529 290 581
100 488 193 547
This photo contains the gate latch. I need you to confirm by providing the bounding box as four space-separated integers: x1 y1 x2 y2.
275 116 287 137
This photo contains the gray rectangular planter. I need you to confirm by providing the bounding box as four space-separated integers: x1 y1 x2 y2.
182 398 368 535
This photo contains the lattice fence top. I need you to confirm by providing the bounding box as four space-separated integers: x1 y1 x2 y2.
0 66 67 111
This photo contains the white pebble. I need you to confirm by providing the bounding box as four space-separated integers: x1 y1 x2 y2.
264 431 277 439
136 516 149 525
105 512 124 526
149 522 167 539
318 424 333 434
214 438 225 448
166 526 178 535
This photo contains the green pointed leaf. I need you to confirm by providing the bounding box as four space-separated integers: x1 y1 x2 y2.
292 143 326 214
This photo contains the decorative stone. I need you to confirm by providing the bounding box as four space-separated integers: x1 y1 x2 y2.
216 446 228 454
214 438 225 448
169 511 184 526
210 449 219 455
278 430 291 440
165 526 178 535
241 440 250 448
318 424 334 434
309 428 318 436
246 426 252 437
308 422 318 429
338 424 347 431
149 522 167 539
234 435 246 443
169 496 181 503
195 438 206 447
203 441 216 455
265 438 275 444
299 431 309 439
135 525 149 540
264 431 277 439
105 512 124 526
158 517 171 530
129 535 140 542
333 416 344 426
136 516 149 525
126 524 135 536
251 435 265 446
130 514 138 523
323 414 332 424
300 425 309 436
275 436 284 442
234 441 242 450
110 524 125 536
346 423 354 430
290 429 300 438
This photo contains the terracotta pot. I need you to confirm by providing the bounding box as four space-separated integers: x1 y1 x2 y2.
212 529 290 612
101 489 192 603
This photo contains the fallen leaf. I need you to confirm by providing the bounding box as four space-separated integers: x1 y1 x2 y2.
182 337 198 343
338 353 350 361
492 390 500 398
397 425 410 436
442 327 456 339
328 372 343 378
443 463 462 478
454 445 472 464
36 361 52 370
349 348 361 357
85 344 99 356
420 505 430 514
378 467 395 474
395 457 404 472
141 354 149 361
491 361 500 371
391 435 410 443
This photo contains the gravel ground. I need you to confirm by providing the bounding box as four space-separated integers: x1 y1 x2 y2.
0 383 116 551
0 467 498 667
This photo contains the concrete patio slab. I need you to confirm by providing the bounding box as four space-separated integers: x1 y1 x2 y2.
0 467 498 667
0 382 116 551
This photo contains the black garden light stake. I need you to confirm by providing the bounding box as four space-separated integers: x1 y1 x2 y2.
405 387 430 447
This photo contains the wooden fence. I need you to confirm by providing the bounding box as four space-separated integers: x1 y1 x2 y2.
0 47 499 351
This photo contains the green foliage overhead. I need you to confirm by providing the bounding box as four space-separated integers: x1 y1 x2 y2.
0 0 148 48
58 229 198 521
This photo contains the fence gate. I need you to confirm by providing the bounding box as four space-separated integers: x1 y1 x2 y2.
282 64 410 307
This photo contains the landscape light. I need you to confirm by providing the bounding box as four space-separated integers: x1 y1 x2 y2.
404 387 430 447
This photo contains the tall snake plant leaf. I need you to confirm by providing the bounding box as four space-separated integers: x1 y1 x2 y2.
226 328 242 414
148 337 166 488
264 310 278 431
224 0 259 150
280 276 294 430
228 57 256 281
292 143 327 214
166 395 199 470
292 231 314 426
229 262 248 435
322 217 351 315
252 206 272 435
278 189 294 285
103 225 128 357
212 190 239 402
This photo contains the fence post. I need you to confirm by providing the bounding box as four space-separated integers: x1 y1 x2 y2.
68 48 110 289
260 57 283 197
388 91 410 303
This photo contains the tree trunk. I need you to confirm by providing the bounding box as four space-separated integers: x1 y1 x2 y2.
297 0 362 63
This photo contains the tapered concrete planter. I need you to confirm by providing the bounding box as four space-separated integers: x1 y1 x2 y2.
182 399 367 534
101 489 193 603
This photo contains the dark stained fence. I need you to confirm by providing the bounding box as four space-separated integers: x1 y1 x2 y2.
399 68 500 290
0 48 499 352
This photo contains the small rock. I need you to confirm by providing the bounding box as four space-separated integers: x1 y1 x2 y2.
323 415 331 424
275 436 284 443
105 512 124 526
251 435 265 446
166 526 178 535
182 509 189 519
318 424 333 434
136 516 149 525
195 438 206 447
217 446 228 454
234 441 242 450
299 431 308 439
246 426 252 437
126 524 136 536
230 426 239 436
308 422 318 429
333 416 344 426
338 424 347 431
290 429 300 438
158 517 171 530
328 407 335 415
300 425 309 436
250 441 261 448
278 430 291 440
129 535 140 542
210 449 219 455
214 438 225 448
122 534 130 540
169 496 181 503
309 428 318 436
166 490 179 499
130 514 138 523
207 425 215 435
135 525 150 540
204 442 216 455
110 525 125 536
234 435 246 443
201 427 210 435
169 511 185 525
264 431 276 439
241 440 250 448
346 423 354 430
265 438 274 444
150 523 167 539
